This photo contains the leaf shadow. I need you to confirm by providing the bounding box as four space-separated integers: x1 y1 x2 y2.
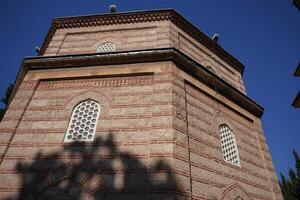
7 131 178 200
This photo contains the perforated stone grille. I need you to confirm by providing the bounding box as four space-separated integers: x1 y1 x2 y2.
219 125 240 166
96 42 116 53
64 100 100 142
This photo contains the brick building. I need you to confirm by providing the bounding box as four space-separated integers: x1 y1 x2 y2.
0 9 283 200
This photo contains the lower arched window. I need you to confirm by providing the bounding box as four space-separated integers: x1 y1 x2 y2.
64 99 101 142
219 124 240 166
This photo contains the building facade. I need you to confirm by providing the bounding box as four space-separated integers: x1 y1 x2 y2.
0 9 283 200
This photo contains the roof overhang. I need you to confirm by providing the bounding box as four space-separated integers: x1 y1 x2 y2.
16 48 263 118
292 91 300 108
294 0 300 10
294 61 300 76
40 9 245 75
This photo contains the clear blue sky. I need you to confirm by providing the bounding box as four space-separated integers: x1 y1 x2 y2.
0 0 299 178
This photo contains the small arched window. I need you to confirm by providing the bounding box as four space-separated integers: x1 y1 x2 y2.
219 124 240 166
96 42 116 53
64 99 101 142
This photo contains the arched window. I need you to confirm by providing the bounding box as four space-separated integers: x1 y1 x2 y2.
219 124 240 166
96 42 116 53
64 99 101 142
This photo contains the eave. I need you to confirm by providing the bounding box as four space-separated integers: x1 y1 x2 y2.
294 61 300 76
292 91 300 108
17 48 263 118
294 0 300 10
40 9 245 75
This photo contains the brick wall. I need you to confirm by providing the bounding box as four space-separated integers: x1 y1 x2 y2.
44 21 171 56
43 20 246 94
0 61 282 199
0 11 283 198
170 65 282 200
0 62 177 199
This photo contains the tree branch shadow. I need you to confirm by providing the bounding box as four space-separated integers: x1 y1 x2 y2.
6 132 177 200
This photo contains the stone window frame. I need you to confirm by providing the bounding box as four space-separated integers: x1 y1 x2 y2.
213 116 242 167
219 124 241 166
64 99 101 143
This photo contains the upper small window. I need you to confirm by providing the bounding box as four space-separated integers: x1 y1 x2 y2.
96 42 116 53
64 99 101 143
219 124 240 166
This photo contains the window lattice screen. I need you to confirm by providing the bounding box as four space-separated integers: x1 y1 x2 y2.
219 124 240 166
64 100 100 142
96 42 116 53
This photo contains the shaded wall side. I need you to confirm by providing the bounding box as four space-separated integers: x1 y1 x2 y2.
171 66 283 200
0 81 39 164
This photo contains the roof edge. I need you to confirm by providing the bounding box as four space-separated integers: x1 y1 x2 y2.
21 48 262 118
292 91 300 108
294 61 300 76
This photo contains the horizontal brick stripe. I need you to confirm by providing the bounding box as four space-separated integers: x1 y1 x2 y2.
173 141 270 181
189 144 267 173
31 91 154 100
171 90 261 150
175 118 266 158
21 112 173 122
190 160 271 192
9 139 174 147
0 158 275 200
184 83 256 132
0 166 272 197
37 77 153 90
0 129 16 133
5 148 267 186
24 102 172 111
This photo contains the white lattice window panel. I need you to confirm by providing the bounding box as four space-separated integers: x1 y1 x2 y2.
64 100 101 142
96 42 116 53
219 124 240 166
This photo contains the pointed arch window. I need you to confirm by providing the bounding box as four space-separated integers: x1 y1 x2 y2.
64 99 101 142
219 124 240 166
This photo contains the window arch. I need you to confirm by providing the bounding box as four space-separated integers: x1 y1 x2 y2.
219 124 240 166
64 99 101 142
96 42 116 53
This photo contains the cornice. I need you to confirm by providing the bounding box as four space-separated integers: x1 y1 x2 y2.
292 91 300 108
22 48 263 118
40 9 244 75
294 61 300 76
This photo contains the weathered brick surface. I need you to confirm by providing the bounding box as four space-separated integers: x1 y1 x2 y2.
170 65 282 200
0 63 178 199
43 20 245 94
44 22 171 56
0 11 282 200
0 81 38 166
0 61 282 200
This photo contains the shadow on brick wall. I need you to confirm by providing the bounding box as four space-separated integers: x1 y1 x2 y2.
6 132 178 200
